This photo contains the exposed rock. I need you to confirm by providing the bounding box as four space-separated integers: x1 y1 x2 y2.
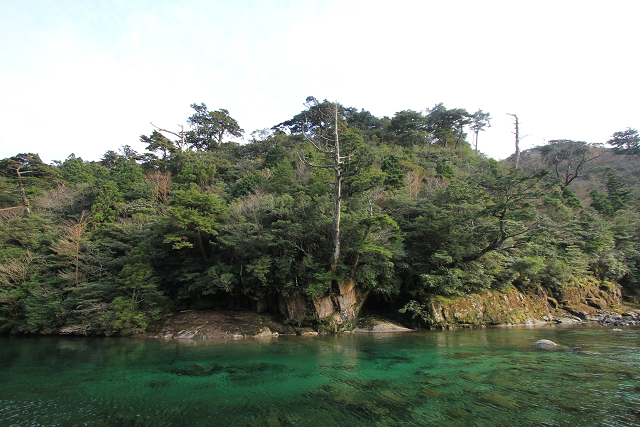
254 327 276 338
420 281 629 329
316 281 370 331
353 316 412 333
145 309 315 339
599 311 640 326
250 296 271 314
338 279 356 295
425 287 552 328
553 315 584 324
535 339 557 347
335 282 369 323
313 296 335 319
283 292 308 321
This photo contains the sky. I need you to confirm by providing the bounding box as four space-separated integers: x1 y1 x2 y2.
0 0 638 164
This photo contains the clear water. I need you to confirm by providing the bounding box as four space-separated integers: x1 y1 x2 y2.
1 325 639 426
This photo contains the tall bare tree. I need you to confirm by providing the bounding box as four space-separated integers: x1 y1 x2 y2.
507 113 525 169
298 101 352 276
149 123 186 153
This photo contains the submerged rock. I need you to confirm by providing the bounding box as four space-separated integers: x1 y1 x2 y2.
535 339 557 347
169 363 224 376
479 392 520 410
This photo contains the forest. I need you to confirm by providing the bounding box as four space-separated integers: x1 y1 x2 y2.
1 97 639 335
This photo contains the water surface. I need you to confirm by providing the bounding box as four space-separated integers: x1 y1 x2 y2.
1 325 639 426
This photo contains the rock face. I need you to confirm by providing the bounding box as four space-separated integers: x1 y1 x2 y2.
425 288 552 328
280 293 308 321
316 280 370 331
279 280 370 331
422 281 627 329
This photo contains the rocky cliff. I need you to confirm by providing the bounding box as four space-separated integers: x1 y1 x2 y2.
417 280 628 328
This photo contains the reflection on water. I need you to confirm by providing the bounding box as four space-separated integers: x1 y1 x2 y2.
1 325 639 426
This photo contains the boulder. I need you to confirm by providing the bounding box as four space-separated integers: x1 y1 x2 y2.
535 339 557 347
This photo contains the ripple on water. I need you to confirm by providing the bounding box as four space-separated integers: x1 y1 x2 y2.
1 328 639 426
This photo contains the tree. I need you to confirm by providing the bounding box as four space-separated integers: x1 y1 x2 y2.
53 211 91 288
100 151 119 169
463 166 549 262
0 252 39 321
90 181 124 230
110 156 146 200
388 110 429 146
470 109 492 155
160 185 227 261
273 96 345 135
298 101 348 276
149 123 187 153
607 127 640 156
145 171 172 205
425 103 471 149
186 103 244 150
605 170 631 212
381 155 405 189
507 113 523 169
0 153 58 215
111 242 167 335
140 130 178 170
56 154 99 185
540 140 603 189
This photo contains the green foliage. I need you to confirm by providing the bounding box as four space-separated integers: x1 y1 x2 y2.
160 185 226 256
2 99 640 335
590 169 631 216
172 150 227 188
435 161 455 179
230 172 264 199
110 243 168 335
186 103 244 150
381 155 405 189
56 154 103 185
91 181 124 230
110 156 146 200
608 127 640 156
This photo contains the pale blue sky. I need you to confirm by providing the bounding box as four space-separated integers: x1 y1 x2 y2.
1 0 638 163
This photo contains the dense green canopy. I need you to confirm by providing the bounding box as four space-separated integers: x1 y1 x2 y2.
1 101 638 334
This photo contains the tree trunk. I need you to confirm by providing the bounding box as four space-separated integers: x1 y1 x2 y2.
508 114 521 169
196 230 208 262
330 106 341 276
15 168 31 216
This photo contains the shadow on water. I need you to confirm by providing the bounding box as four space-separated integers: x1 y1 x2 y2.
1 326 640 426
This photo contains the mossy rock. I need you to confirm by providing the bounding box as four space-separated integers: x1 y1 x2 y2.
169 363 224 377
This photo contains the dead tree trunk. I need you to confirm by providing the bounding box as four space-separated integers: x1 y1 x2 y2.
15 167 31 216
298 102 348 276
150 123 186 152
507 113 521 169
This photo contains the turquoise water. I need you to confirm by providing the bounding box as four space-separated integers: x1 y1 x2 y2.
1 325 639 426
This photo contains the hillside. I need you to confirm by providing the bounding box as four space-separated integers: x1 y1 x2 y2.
1 100 639 335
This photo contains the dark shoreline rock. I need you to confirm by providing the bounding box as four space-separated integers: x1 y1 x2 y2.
599 311 640 327
137 284 639 339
